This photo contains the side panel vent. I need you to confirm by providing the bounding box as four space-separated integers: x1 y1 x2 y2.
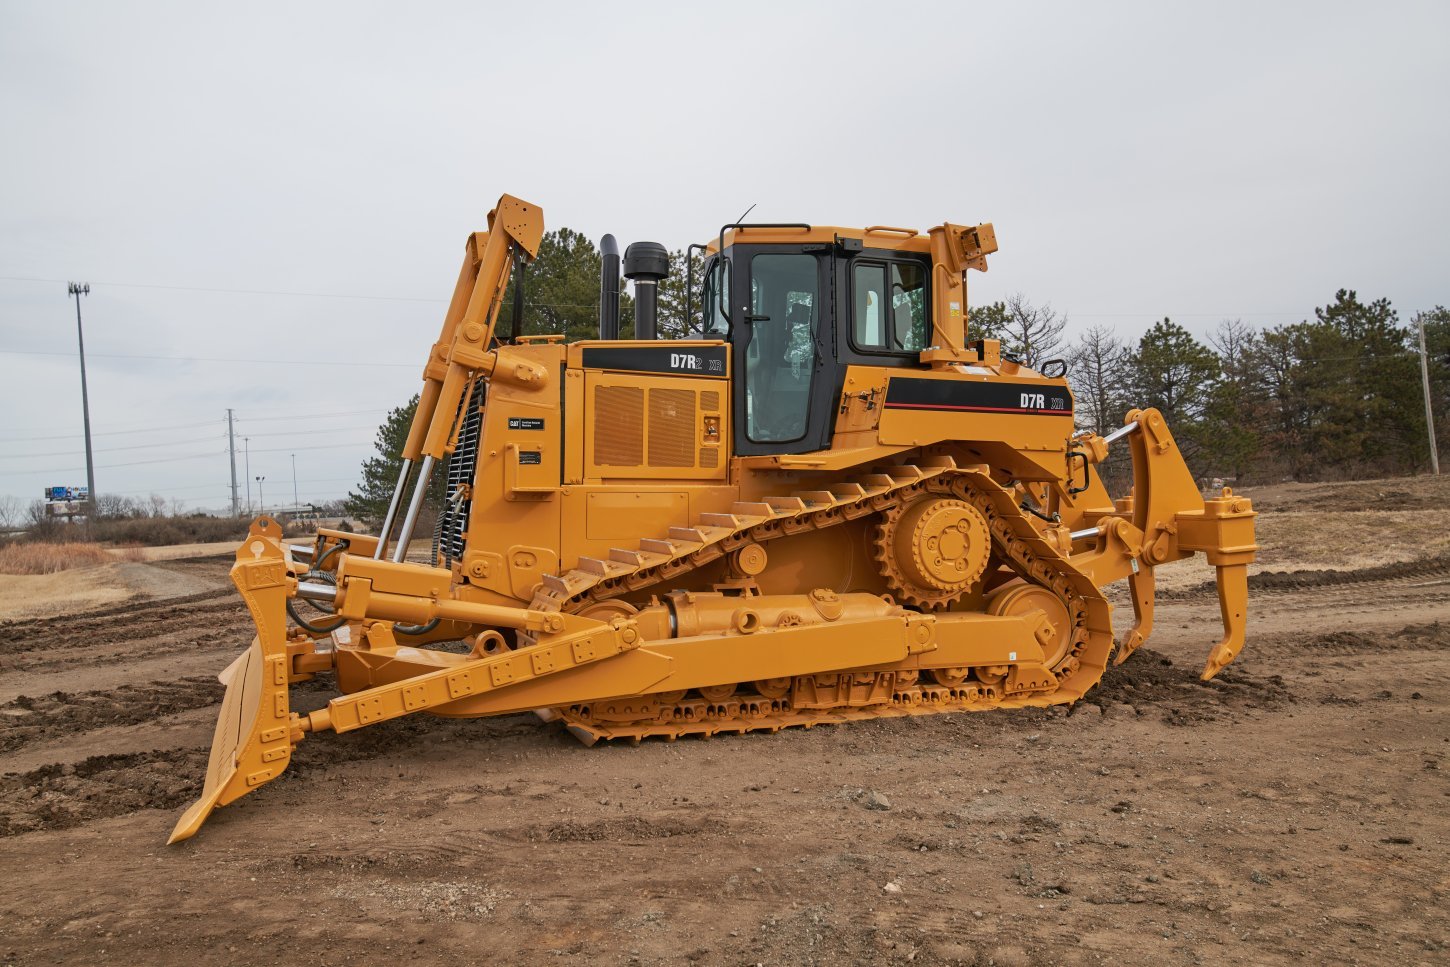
584 373 727 480
433 376 486 567
647 389 695 467
594 385 644 465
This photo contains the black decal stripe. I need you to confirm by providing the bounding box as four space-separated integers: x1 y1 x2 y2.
884 377 1073 416
580 345 729 378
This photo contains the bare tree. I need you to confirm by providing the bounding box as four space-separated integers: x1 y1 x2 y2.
95 493 132 520
1002 293 1068 369
1067 325 1129 433
1209 319 1260 388
0 495 22 531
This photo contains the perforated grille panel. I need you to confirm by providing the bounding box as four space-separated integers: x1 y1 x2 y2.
648 389 695 467
701 390 720 412
594 385 644 465
699 446 717 469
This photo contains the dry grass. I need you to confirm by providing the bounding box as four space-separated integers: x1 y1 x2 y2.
0 542 119 575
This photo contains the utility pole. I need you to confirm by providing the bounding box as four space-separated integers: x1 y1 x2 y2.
1419 313 1441 475
245 437 252 514
227 409 240 515
256 475 266 515
291 453 299 510
67 283 96 511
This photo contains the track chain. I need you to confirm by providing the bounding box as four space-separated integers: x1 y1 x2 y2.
514 459 1114 743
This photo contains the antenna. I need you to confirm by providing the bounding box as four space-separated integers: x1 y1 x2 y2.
734 203 757 223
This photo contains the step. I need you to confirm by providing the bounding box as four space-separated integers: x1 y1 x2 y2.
793 490 839 508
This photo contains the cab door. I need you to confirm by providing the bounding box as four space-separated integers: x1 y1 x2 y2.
731 247 837 456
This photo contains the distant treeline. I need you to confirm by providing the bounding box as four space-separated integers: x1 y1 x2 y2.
972 292 1448 484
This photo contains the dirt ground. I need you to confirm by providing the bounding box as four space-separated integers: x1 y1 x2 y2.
1 478 1447 966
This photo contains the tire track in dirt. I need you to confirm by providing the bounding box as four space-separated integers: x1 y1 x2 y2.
0 691 517 838
2 621 252 680
0 676 224 755
0 593 244 656
0 747 208 837
1162 553 1450 600
1294 620 1449 656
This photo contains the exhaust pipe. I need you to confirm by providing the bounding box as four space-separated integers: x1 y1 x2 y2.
599 234 621 340
624 241 668 340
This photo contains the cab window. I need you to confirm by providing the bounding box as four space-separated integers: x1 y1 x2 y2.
699 258 730 336
744 253 818 442
852 260 928 354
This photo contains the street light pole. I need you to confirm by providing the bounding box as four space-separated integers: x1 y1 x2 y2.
67 283 96 511
291 453 299 510
244 437 251 514
1419 313 1441 476
256 475 266 515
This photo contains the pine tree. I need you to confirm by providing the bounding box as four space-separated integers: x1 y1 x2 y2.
1202 320 1268 480
1126 318 1220 464
499 228 634 341
344 395 446 528
656 248 707 338
969 300 1009 345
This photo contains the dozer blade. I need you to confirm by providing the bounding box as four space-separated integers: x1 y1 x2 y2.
170 519 298 844
170 639 273 842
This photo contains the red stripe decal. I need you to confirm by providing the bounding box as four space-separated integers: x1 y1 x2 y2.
884 402 1072 414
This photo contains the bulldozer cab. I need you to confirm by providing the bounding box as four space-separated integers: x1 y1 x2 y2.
704 234 933 457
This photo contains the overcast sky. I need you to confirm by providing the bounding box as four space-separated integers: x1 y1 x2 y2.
2 1 1446 512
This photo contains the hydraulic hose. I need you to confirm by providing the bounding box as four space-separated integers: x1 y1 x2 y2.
287 567 346 635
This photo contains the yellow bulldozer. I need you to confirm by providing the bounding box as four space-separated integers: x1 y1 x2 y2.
171 194 1258 843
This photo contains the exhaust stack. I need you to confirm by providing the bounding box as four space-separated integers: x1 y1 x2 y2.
599 234 621 340
624 241 668 340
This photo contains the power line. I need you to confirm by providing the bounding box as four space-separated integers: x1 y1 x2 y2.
104 474 363 497
246 441 374 454
3 433 226 459
231 424 380 439
0 275 600 310
0 348 415 369
0 417 223 442
5 450 227 475
236 408 386 423
2 417 385 451
0 274 444 304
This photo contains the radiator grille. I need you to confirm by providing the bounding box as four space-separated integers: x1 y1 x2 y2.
594 385 644 465
700 390 720 412
699 446 717 469
648 389 695 467
433 376 486 568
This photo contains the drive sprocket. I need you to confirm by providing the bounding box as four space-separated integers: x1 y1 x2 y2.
873 494 990 609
